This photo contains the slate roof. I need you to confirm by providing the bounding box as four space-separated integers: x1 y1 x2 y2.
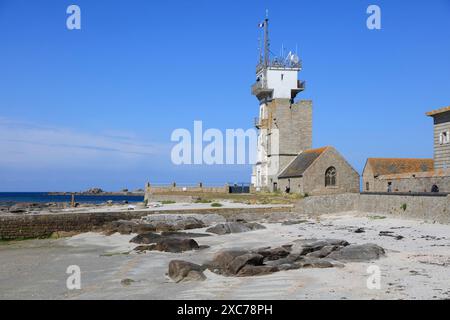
426 106 450 117
376 168 450 180
278 147 330 179
366 158 434 177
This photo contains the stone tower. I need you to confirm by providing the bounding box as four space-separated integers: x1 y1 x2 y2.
251 17 312 191
427 106 450 169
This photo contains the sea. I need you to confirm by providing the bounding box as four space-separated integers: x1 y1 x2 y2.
0 192 144 206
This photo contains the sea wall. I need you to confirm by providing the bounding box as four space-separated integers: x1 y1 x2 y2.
358 193 450 223
0 206 292 240
295 193 450 223
0 211 147 240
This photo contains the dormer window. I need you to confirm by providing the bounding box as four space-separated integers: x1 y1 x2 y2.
439 131 450 144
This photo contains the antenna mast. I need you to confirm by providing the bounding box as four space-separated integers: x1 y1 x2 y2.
264 10 270 69
258 37 263 65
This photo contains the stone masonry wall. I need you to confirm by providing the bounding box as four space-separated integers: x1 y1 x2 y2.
267 99 312 191
0 206 293 240
295 193 450 224
302 147 360 195
372 175 450 193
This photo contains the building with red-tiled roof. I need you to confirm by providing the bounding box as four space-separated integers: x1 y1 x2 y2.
363 106 450 193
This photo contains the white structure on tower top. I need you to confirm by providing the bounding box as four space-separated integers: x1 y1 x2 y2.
251 16 305 103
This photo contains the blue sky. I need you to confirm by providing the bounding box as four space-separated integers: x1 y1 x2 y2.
0 0 449 191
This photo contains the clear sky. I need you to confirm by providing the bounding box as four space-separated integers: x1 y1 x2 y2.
0 0 449 192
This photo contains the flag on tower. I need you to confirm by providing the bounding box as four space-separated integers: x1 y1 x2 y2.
258 22 265 28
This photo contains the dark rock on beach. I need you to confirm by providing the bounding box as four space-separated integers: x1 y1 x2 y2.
143 238 200 253
379 231 404 240
8 202 49 214
130 232 162 244
160 231 211 239
205 222 266 235
256 247 291 261
168 260 206 283
141 215 206 232
237 265 279 277
327 243 386 262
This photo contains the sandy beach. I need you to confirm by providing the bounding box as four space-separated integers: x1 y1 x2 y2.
1 210 449 300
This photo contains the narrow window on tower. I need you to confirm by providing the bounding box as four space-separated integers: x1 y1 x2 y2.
281 74 284 81
442 131 450 143
440 131 450 144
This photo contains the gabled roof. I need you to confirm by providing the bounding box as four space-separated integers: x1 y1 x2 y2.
278 147 330 179
376 168 450 180
366 158 434 177
426 106 450 117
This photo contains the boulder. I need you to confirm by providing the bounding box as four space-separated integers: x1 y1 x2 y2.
8 203 47 214
227 253 265 275
205 222 266 235
102 220 138 235
207 250 250 274
141 215 205 232
291 239 349 255
8 204 28 213
256 247 290 261
130 232 162 244
281 220 308 225
120 279 135 286
327 244 385 262
117 221 139 235
133 245 154 252
147 238 199 253
160 231 211 239
306 245 342 259
134 224 157 234
168 260 206 283
379 231 404 240
295 257 335 269
265 254 336 270
237 265 279 277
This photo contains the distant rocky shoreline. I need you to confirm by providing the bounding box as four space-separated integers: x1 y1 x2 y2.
47 191 145 196
48 187 144 196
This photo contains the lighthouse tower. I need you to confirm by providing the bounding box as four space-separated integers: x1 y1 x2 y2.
251 16 312 192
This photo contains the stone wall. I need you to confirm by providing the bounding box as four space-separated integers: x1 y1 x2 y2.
302 147 360 195
277 147 360 196
267 99 313 191
0 211 148 240
358 193 450 223
145 195 194 203
0 206 293 240
295 193 450 224
362 163 375 192
144 185 234 202
372 175 450 193
277 177 304 194
295 193 359 215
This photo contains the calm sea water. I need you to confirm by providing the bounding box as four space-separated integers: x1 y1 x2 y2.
0 192 144 206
